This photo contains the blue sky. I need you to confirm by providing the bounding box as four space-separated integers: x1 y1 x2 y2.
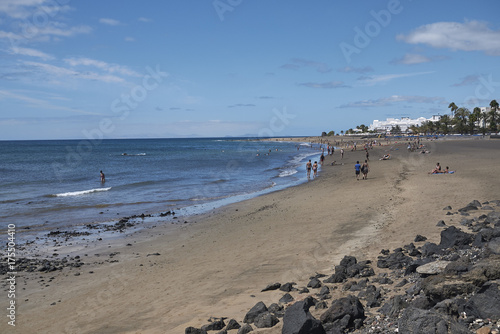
1 0 499 140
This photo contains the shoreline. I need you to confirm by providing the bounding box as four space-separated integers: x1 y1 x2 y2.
2 136 499 333
10 138 325 259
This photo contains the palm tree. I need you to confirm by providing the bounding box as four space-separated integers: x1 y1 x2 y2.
480 110 488 135
409 125 420 135
470 107 482 134
489 100 499 132
421 120 436 134
448 102 458 117
453 108 470 134
439 115 451 134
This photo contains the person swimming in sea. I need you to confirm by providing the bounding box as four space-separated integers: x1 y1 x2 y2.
100 170 105 183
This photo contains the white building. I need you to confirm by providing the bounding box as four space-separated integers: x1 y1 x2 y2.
369 116 441 133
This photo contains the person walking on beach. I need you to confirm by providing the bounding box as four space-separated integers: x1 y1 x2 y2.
306 160 312 179
312 161 318 177
354 161 361 180
100 170 105 183
320 153 325 166
341 148 344 159
366 150 369 161
361 160 369 180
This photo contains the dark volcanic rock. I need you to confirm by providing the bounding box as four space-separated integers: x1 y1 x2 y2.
282 296 325 334
436 220 446 227
237 323 253 334
268 303 284 316
201 319 225 331
340 255 357 268
318 286 330 296
261 282 281 292
315 301 328 310
279 293 294 304
485 211 500 224
421 242 442 257
185 327 207 334
225 319 241 330
458 202 480 213
414 234 427 242
488 237 500 254
243 301 267 323
398 307 470 334
358 285 383 308
463 282 500 319
421 274 479 303
298 287 310 294
280 282 295 292
410 296 433 310
377 249 412 269
439 226 474 250
254 312 279 328
379 295 408 318
307 277 322 289
320 295 365 330
323 272 346 284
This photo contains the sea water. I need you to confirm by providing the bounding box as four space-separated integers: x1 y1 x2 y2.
0 138 322 231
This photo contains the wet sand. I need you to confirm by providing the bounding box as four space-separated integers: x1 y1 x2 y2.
2 136 499 334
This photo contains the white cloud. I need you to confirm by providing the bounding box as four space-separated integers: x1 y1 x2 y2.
23 61 126 83
0 0 54 19
281 58 332 73
0 1 90 43
10 46 53 60
298 81 347 89
452 74 481 87
392 53 431 65
397 20 500 56
124 37 135 42
227 103 256 108
63 57 141 77
0 89 101 115
38 24 92 37
0 30 23 41
138 17 152 23
99 18 121 26
357 71 434 86
337 66 373 73
340 95 446 108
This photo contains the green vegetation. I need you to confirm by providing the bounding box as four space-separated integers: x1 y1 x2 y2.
335 99 499 136
416 99 499 135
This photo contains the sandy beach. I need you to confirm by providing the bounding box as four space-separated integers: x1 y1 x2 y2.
3 136 500 334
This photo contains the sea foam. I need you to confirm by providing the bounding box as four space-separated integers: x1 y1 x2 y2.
54 187 111 197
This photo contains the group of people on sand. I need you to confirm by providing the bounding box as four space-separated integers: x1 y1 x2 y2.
429 162 454 174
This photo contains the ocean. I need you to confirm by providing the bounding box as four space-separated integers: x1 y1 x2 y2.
0 138 322 232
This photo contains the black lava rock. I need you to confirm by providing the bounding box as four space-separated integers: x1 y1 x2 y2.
243 301 267 323
282 296 325 334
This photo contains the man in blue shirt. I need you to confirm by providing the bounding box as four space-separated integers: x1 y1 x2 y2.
354 161 361 180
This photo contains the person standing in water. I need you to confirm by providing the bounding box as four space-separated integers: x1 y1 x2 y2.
312 161 318 177
100 170 105 183
306 160 312 179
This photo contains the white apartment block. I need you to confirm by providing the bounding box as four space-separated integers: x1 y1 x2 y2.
369 116 441 133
